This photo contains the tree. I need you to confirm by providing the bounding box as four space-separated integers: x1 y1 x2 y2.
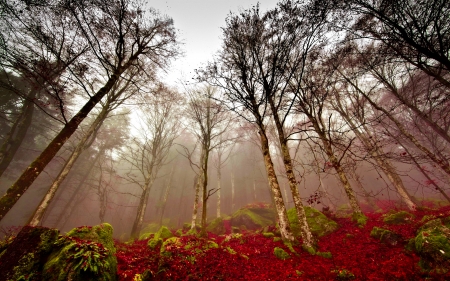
183 85 234 237
28 74 137 226
120 86 182 239
290 47 364 219
0 0 179 221
0 0 86 178
342 0 450 90
199 5 295 242
330 79 417 210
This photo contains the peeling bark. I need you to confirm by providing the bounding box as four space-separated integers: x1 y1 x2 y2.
259 127 294 242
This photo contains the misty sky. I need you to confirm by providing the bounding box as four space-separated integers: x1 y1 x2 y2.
148 0 279 85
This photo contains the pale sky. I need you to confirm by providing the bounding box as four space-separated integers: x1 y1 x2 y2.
148 0 279 86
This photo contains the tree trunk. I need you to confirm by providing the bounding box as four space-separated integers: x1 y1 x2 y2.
53 150 101 229
130 178 154 239
0 70 124 222
270 100 314 247
348 169 379 211
311 118 362 215
258 127 294 242
29 107 109 226
341 73 450 177
231 169 235 212
333 96 417 210
190 175 201 230
200 145 210 237
217 168 221 218
158 167 174 226
0 91 36 178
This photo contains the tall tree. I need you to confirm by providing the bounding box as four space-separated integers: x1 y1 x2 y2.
28 75 137 226
199 5 295 242
183 85 233 237
0 0 179 221
0 0 86 178
120 86 182 239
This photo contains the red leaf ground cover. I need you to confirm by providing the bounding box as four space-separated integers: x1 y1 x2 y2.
115 205 450 280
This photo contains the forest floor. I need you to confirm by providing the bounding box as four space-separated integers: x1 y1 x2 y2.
115 204 450 281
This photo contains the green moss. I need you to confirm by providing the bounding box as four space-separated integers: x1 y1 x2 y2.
43 224 117 281
273 237 282 242
223 233 243 243
157 226 174 240
263 232 275 238
370 227 401 245
160 237 181 257
420 215 436 223
206 217 225 235
148 226 174 250
302 245 316 255
224 246 236 255
410 217 450 273
148 238 163 249
352 212 368 228
175 229 183 236
332 268 355 280
230 208 275 230
316 251 332 258
185 228 198 236
138 223 160 240
204 241 219 250
287 206 338 238
383 211 415 225
283 241 297 255
273 247 290 260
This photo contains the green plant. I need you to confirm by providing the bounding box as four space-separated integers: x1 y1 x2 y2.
332 268 355 280
55 236 110 275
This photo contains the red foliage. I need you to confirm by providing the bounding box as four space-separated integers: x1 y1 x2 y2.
115 206 450 280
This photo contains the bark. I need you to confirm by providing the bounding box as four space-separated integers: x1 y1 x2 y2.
310 118 362 215
158 167 174 226
216 168 221 218
347 168 379 211
53 150 101 228
191 148 205 231
0 91 36 178
29 106 109 226
190 176 201 230
200 145 210 237
258 127 294 242
269 99 314 247
231 169 235 212
130 178 154 239
0 69 125 222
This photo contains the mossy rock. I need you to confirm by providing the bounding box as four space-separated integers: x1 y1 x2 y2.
138 223 160 240
370 227 402 246
410 218 450 273
383 211 415 225
273 247 290 260
206 217 226 235
230 207 276 230
0 226 59 281
287 206 338 238
335 204 353 218
160 237 182 256
147 226 174 250
43 223 117 281
352 212 368 228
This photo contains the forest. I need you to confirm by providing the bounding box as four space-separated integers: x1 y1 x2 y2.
0 0 449 280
